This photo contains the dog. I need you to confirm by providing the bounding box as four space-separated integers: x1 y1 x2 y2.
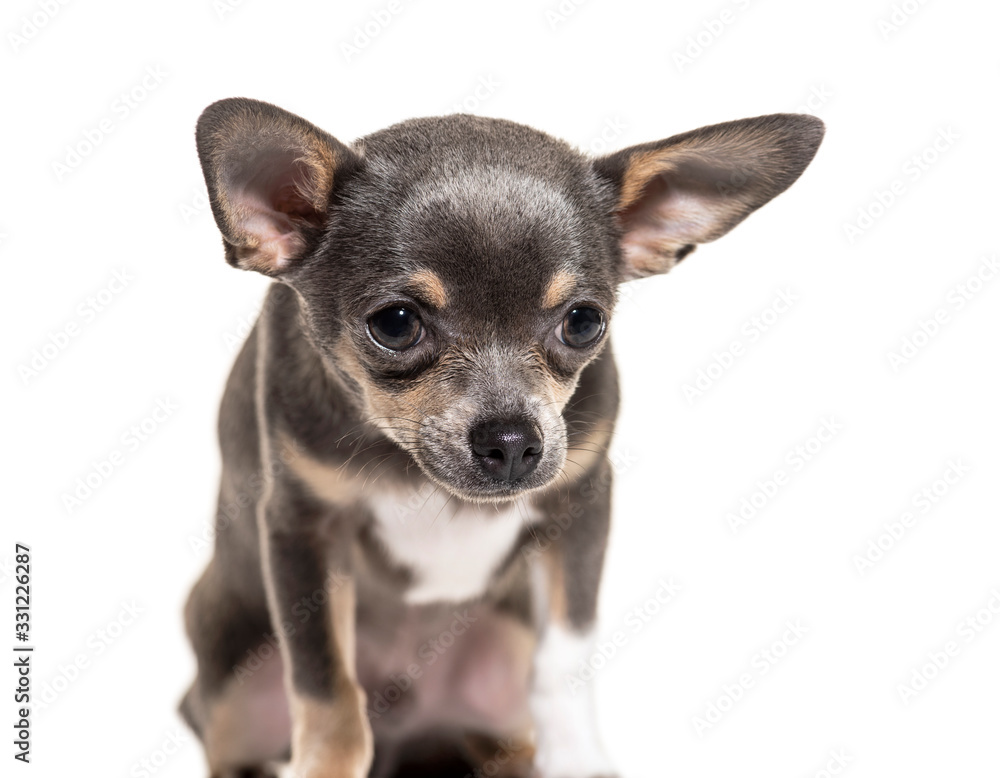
180 97 823 778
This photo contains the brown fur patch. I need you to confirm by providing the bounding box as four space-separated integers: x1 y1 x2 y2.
203 103 338 220
329 338 414 442
561 419 613 480
616 145 745 275
199 100 342 275
463 730 536 777
202 654 292 772
619 148 676 212
336 337 469 448
328 576 358 681
407 269 449 309
286 570 371 774
542 547 568 624
541 270 577 309
282 432 361 506
288 689 373 778
617 123 773 211
529 345 579 412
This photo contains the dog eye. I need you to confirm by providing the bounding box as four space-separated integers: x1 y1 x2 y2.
368 306 423 350
561 306 605 348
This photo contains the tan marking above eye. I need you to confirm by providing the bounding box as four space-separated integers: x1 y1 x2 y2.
542 270 578 309
407 269 448 309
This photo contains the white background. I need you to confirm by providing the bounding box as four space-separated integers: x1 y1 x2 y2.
3 0 999 776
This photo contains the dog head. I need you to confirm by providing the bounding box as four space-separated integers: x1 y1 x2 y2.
196 98 823 502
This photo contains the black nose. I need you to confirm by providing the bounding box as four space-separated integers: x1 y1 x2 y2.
470 419 543 482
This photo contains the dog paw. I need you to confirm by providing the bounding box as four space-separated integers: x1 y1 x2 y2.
272 757 368 778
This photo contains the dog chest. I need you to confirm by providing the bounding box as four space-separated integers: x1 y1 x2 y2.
367 488 531 605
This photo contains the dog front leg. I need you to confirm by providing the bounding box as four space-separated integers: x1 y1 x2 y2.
529 464 618 778
261 492 372 778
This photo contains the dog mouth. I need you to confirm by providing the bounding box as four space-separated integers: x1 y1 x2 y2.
366 407 567 502
399 419 566 503
413 454 563 503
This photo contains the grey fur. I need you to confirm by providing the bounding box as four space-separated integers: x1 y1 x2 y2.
181 98 824 778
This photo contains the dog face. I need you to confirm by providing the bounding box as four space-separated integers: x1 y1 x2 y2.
196 99 823 502
294 117 621 502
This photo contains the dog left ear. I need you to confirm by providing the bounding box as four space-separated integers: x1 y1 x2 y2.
196 98 359 276
592 114 824 281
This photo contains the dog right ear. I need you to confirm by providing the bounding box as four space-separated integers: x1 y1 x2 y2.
196 98 358 276
592 114 824 281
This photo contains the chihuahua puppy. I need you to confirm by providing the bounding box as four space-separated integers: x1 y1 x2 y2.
180 98 823 778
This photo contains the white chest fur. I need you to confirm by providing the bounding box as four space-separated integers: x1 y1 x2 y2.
368 488 532 605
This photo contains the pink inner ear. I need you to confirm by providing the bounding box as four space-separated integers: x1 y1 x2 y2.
618 176 720 275
239 209 307 272
229 155 322 270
